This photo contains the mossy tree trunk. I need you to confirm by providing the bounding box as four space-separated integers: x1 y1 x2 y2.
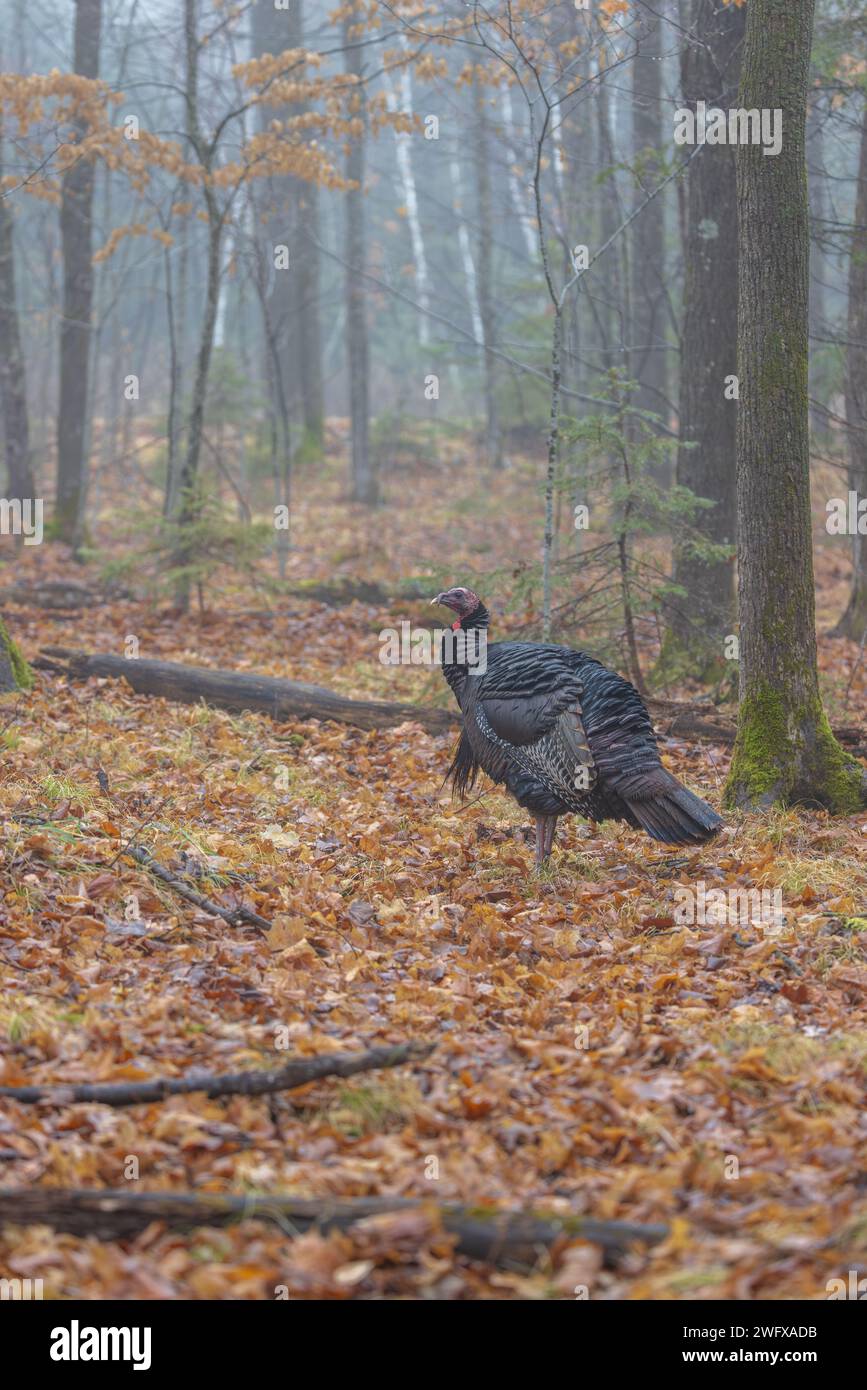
0 616 32 693
658 0 744 682
832 92 867 641
725 0 864 813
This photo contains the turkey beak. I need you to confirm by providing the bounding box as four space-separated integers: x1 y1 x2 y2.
431 593 446 607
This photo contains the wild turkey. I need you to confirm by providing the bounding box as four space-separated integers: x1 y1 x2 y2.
431 586 722 866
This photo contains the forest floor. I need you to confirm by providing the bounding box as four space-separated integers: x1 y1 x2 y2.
2 435 867 1299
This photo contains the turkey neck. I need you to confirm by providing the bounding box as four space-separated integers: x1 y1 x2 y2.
441 602 490 703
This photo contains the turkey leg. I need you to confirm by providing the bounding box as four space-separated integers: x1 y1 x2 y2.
544 815 558 859
534 815 558 865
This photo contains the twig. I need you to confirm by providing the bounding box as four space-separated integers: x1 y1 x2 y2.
0 1041 435 1108
121 842 272 933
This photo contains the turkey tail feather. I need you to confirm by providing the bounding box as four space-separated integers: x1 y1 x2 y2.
625 775 722 846
446 731 480 800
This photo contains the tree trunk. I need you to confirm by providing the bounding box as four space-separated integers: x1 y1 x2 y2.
55 0 102 547
595 65 626 371
297 177 324 453
658 0 744 681
252 0 295 446
558 29 588 415
0 615 32 692
448 150 483 350
807 94 828 436
162 237 182 518
832 94 867 641
384 58 431 348
252 0 323 459
500 86 538 263
724 0 864 813
172 214 222 606
344 22 375 504
172 0 223 608
474 83 501 468
250 3 293 560
0 123 34 505
629 4 668 435
542 306 562 641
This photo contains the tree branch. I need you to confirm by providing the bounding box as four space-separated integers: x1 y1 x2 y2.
0 1041 434 1108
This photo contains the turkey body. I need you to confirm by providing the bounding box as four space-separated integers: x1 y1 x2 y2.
433 589 723 863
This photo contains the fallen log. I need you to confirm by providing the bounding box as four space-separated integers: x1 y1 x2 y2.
34 647 866 750
0 1187 669 1266
646 701 866 749
646 702 737 744
0 1040 434 1108
37 648 459 735
1 579 131 611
